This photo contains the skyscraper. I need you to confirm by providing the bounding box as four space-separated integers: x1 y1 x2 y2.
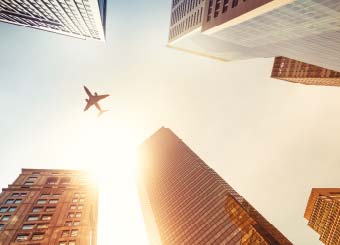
168 0 340 71
0 168 98 245
0 0 107 41
271 56 340 86
138 127 292 244
304 188 340 245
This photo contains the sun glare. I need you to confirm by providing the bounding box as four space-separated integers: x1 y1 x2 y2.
69 116 148 244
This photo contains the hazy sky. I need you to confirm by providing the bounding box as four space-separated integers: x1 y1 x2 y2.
1 0 339 244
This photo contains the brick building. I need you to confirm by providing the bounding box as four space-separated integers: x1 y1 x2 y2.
305 188 340 245
271 56 340 86
0 169 98 245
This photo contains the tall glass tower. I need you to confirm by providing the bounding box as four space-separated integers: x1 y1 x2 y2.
138 127 292 244
0 0 107 40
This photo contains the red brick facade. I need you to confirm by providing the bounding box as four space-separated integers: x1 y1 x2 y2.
305 188 340 245
0 169 98 245
271 56 340 86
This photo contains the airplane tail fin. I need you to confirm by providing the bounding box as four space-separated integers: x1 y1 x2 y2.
98 110 109 117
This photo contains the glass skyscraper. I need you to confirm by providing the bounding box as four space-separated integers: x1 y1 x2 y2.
0 0 107 41
168 0 340 71
138 127 292 244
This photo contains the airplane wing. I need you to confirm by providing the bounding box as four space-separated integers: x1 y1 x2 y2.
84 101 93 111
96 94 109 101
84 86 93 97
94 103 102 111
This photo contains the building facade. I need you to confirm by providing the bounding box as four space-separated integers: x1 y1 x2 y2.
0 169 98 245
305 188 340 245
138 127 292 244
271 56 340 86
0 0 107 41
168 0 340 71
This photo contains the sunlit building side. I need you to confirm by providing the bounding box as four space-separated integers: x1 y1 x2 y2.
168 0 340 71
138 127 292 244
0 0 107 41
305 188 340 245
271 56 340 86
0 169 98 245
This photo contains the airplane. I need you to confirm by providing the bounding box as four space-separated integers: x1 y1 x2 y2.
83 86 109 116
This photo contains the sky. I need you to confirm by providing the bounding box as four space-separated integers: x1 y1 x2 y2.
1 0 340 244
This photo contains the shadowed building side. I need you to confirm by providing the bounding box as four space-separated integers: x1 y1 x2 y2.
304 188 340 245
138 127 292 244
0 168 98 245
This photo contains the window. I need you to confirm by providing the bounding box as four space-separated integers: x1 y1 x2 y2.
5 199 14 204
37 200 47 204
59 242 67 245
70 229 78 237
16 234 29 241
41 215 52 221
32 207 43 213
0 207 7 213
14 199 22 204
67 213 75 218
32 232 44 240
20 193 27 197
0 224 4 230
8 207 16 212
77 205 83 210
22 224 34 230
72 199 78 203
40 194 50 198
61 230 70 237
12 193 19 197
74 193 80 198
73 221 80 226
1 215 10 221
60 177 71 185
75 213 81 218
70 205 76 210
52 194 61 198
27 216 39 221
46 177 58 185
65 221 72 226
46 207 56 212
28 177 37 181
79 199 85 203
69 241 76 245
24 181 34 186
37 223 48 229
49 199 58 204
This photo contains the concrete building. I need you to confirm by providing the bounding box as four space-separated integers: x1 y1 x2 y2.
305 188 340 245
0 169 98 245
138 127 292 244
0 0 107 41
168 0 340 71
271 56 340 86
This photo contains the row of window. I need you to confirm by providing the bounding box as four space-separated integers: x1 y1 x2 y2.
170 8 203 39
59 241 76 245
171 0 203 26
0 206 16 213
4 199 22 204
16 232 45 242
207 0 244 22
